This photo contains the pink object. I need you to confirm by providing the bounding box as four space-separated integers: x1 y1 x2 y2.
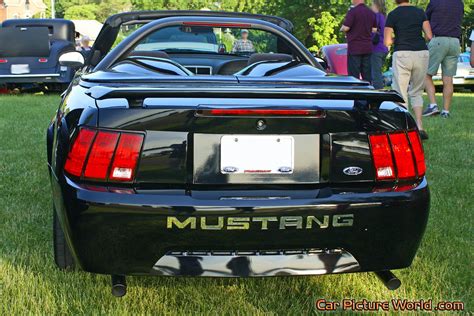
321 44 348 75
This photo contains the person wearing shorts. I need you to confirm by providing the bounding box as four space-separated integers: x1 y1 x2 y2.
423 0 464 118
384 0 432 140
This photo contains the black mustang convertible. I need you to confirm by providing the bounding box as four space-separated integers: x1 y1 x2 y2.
47 11 430 296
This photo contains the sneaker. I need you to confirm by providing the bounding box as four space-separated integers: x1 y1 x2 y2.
419 130 429 140
440 111 450 119
422 105 440 117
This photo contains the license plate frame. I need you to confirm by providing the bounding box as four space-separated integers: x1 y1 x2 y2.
220 135 294 175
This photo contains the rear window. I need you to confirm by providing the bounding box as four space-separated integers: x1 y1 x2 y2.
132 25 283 56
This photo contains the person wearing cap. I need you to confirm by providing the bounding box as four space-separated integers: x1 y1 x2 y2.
232 29 255 54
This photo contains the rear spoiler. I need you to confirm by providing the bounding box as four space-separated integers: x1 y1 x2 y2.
86 85 405 108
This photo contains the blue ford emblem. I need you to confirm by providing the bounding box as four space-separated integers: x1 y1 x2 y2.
343 166 363 176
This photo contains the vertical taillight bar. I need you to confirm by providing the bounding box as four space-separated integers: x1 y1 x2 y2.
368 134 396 180
83 131 120 180
407 131 426 177
64 129 96 177
109 133 144 181
388 133 416 179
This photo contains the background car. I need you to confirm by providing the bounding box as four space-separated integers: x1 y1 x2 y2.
320 44 348 75
0 19 77 91
433 53 474 92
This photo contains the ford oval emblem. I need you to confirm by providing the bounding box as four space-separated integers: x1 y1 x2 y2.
343 166 363 176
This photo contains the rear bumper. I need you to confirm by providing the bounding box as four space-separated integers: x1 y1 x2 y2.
51 175 430 276
0 71 72 84
433 75 474 86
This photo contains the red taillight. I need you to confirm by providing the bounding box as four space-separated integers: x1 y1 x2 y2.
407 131 426 177
198 109 324 117
0 59 8 63
389 132 416 179
83 131 119 180
38 58 48 63
64 128 143 182
369 134 395 180
64 129 97 177
109 133 144 181
369 130 426 182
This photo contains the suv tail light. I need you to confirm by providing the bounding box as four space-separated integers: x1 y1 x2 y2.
369 130 426 181
64 128 144 182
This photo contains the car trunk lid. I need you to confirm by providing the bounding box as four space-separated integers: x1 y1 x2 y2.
86 82 409 188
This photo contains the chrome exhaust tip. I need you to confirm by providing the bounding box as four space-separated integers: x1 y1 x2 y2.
111 275 127 297
375 270 401 290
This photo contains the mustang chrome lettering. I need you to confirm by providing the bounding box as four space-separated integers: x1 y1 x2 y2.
166 215 354 230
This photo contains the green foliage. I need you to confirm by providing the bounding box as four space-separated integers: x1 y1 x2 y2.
265 0 349 48
307 11 339 52
216 31 235 53
95 0 133 22
55 0 132 22
55 0 91 18
64 4 98 20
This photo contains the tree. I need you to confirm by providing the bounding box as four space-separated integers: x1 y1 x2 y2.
307 11 339 52
95 0 132 22
264 0 348 47
64 4 98 20
55 0 91 18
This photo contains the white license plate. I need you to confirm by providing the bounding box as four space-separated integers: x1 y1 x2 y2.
220 135 294 174
11 64 30 74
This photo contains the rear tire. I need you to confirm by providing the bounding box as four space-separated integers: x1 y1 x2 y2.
53 208 75 270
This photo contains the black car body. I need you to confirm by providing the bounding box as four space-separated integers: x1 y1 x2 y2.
47 11 429 290
0 19 76 90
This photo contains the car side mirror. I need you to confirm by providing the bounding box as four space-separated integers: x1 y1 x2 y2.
59 51 84 68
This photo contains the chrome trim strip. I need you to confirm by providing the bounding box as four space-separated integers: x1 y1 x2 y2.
151 248 360 277
0 74 60 78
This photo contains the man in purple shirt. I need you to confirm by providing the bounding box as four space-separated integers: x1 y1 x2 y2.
423 0 464 119
341 0 377 81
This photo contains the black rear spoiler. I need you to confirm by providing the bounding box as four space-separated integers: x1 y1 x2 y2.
86 85 405 108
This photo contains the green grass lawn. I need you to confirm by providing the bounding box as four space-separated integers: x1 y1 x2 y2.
0 94 472 314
